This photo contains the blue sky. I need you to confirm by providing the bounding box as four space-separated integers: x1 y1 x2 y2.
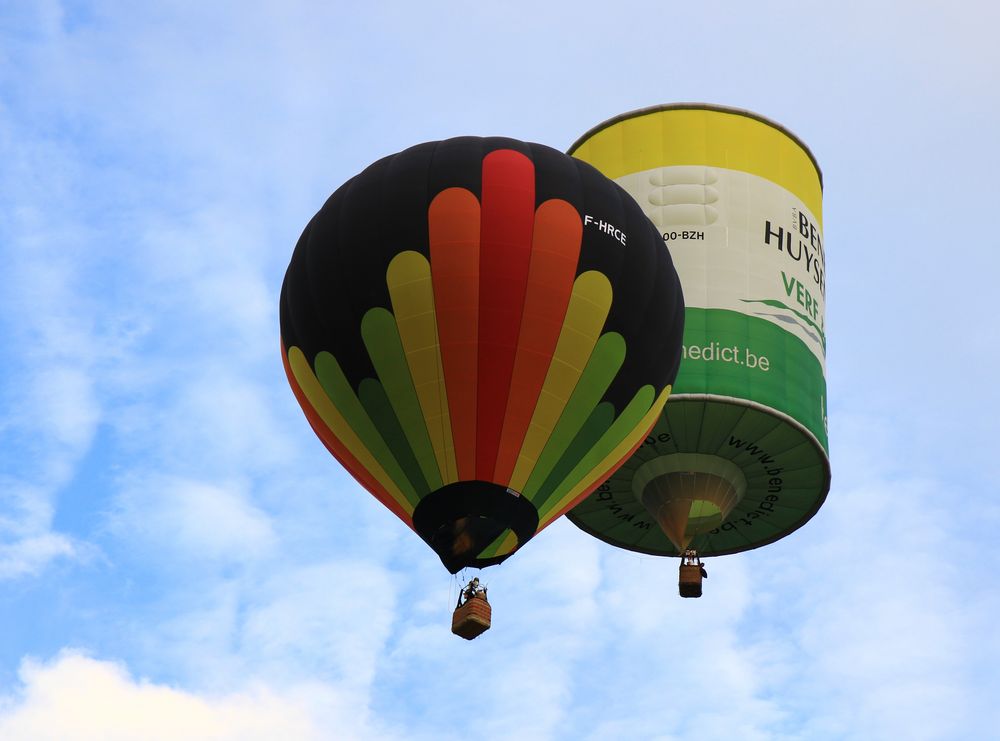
1 1 998 739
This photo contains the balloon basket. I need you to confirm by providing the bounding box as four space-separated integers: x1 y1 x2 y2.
679 564 703 598
452 595 491 640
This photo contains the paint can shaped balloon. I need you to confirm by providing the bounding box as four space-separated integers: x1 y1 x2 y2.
567 104 829 556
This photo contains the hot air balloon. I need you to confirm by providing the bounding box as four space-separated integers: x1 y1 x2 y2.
280 137 685 630
566 105 829 597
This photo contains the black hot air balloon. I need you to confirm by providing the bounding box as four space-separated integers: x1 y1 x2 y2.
280 137 685 578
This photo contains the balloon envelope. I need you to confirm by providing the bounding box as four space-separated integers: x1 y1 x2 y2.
567 106 830 556
281 137 685 572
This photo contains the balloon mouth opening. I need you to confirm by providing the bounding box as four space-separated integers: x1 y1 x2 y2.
632 454 747 552
412 481 539 574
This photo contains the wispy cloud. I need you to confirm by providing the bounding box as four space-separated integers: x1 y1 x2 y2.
736 413 989 740
0 529 77 580
109 475 277 561
0 138 108 579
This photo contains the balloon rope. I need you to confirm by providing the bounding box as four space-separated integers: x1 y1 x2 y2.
451 571 464 610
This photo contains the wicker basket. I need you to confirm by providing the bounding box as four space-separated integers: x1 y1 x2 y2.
452 596 492 640
679 564 703 598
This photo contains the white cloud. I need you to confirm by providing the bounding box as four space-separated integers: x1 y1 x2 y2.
0 168 107 580
567 549 783 741
102 558 403 739
127 369 299 479
708 411 991 740
110 475 276 562
239 561 398 688
756 475 975 740
0 651 319 741
0 532 77 580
